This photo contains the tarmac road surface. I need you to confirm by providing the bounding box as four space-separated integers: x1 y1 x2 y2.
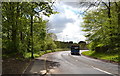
24 50 119 76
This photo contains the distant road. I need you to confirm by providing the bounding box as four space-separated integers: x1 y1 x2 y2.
25 50 119 76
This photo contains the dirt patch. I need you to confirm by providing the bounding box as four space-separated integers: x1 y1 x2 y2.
2 58 32 74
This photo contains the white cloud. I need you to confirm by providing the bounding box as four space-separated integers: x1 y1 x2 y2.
45 2 87 43
48 11 75 33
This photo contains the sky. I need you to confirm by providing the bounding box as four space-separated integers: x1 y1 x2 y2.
43 1 91 43
41 0 118 43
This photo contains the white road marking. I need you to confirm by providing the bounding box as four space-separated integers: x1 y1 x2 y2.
76 60 78 61
92 66 113 75
40 70 46 74
82 56 101 62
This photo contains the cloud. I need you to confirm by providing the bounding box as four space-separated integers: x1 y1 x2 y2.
48 3 75 33
45 2 87 42
48 14 75 33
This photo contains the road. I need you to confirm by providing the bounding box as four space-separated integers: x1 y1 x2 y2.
24 50 119 76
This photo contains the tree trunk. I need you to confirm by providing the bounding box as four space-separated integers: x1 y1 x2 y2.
10 3 18 52
30 15 34 59
108 2 111 24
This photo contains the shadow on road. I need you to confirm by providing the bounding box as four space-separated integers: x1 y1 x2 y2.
71 54 81 56
43 59 60 69
23 58 60 76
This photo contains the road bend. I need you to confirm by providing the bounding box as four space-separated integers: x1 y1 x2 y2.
43 51 118 76
24 50 119 76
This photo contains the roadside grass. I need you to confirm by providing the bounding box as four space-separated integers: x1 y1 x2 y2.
82 51 119 62
24 48 69 58
2 48 69 59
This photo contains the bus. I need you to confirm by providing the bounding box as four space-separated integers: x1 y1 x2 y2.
70 44 80 55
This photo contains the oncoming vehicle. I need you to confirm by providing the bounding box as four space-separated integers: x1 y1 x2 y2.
70 44 80 55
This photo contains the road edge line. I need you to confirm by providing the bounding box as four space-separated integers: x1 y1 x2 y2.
81 53 118 65
22 59 34 75
43 56 49 75
91 66 114 75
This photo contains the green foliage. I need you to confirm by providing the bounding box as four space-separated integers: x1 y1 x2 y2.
82 2 120 53
2 2 57 58
23 48 68 59
54 41 71 49
82 51 119 62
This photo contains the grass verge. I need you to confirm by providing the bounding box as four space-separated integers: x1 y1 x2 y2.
24 48 69 58
82 50 119 62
